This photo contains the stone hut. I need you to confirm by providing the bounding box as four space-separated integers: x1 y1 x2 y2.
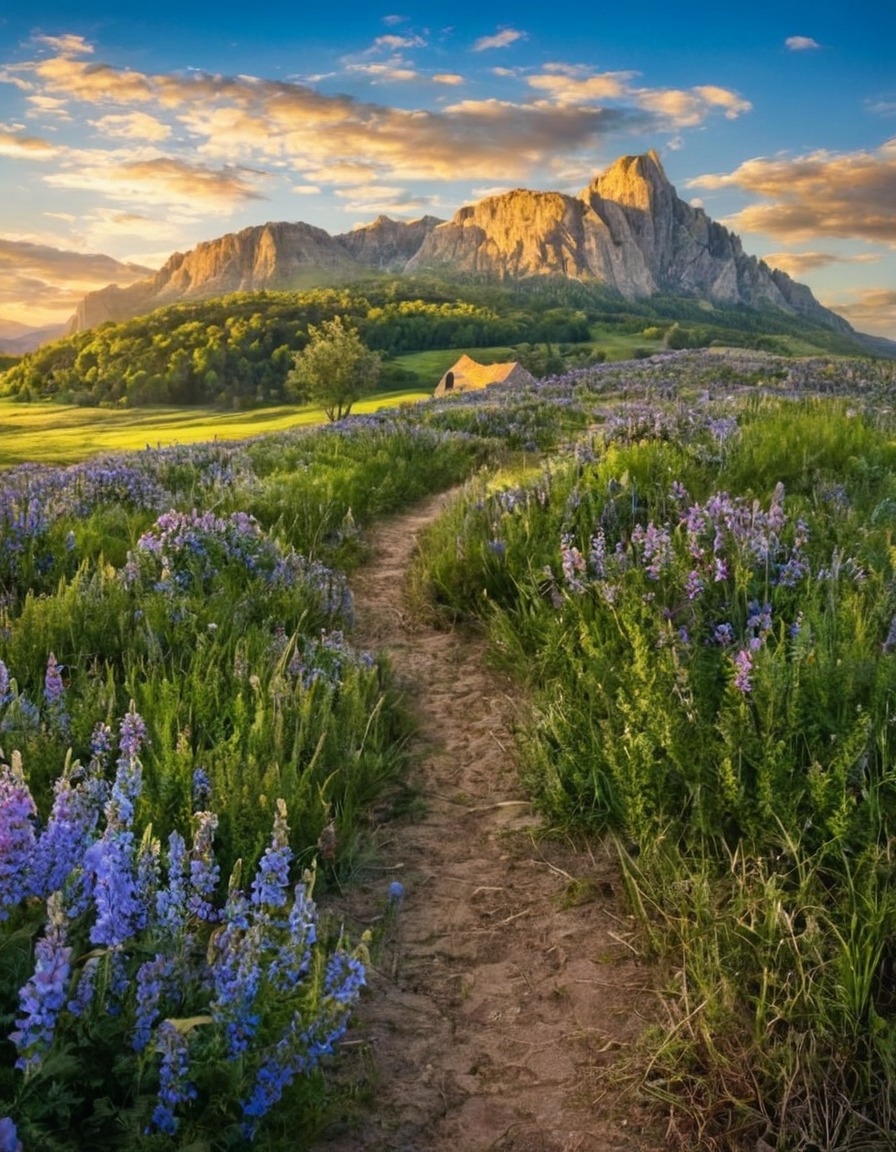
433 353 536 397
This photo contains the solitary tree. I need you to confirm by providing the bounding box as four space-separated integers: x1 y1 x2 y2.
286 316 381 421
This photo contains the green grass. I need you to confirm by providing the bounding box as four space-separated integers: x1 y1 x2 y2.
0 389 431 467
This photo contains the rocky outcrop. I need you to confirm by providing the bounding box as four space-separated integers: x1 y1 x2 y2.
410 150 851 333
66 153 851 335
336 214 442 270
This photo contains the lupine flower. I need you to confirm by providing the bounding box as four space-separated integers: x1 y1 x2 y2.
269 882 317 992
251 800 292 911
11 893 72 1075
156 831 188 935
188 811 220 922
149 1021 197 1135
133 955 175 1052
0 754 37 917
0 1117 22 1152
67 955 100 1018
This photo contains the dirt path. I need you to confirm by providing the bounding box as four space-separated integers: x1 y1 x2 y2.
315 489 666 1152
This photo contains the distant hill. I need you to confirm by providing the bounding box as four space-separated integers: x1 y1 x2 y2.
67 152 851 339
0 319 67 354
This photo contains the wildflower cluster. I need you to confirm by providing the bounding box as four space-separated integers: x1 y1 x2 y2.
0 708 366 1145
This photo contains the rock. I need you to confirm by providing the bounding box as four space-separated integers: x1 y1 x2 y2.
65 152 851 336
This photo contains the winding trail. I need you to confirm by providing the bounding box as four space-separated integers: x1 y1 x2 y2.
315 489 665 1152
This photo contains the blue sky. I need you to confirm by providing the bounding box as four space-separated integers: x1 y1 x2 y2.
1 1 894 335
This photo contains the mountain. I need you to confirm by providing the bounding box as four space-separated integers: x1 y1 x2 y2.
67 152 850 336
0 322 68 354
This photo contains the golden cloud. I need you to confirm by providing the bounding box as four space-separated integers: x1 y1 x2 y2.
433 73 464 86
763 250 880 275
44 153 267 211
824 288 896 339
0 130 58 158
691 143 896 243
89 111 172 141
0 237 150 323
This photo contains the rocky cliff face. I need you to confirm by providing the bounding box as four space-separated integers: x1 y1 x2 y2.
67 153 850 335
410 150 850 332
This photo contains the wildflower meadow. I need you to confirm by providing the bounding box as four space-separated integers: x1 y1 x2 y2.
3 347 896 1149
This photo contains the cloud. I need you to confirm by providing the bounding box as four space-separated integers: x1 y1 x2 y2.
33 34 93 57
785 36 821 51
0 237 150 323
373 34 425 51
635 85 751 126
762 250 880 275
45 153 268 212
824 287 896 338
292 184 321 194
527 66 636 104
344 61 419 82
472 28 525 52
0 36 752 227
690 142 896 243
0 130 58 158
89 111 172 141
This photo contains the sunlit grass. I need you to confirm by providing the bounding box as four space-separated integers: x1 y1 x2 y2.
0 389 430 466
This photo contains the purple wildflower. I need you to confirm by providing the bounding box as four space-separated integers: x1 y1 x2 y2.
251 800 292 911
0 1117 22 1152
733 649 753 694
0 755 37 917
149 1021 197 1135
133 955 174 1052
11 893 72 1075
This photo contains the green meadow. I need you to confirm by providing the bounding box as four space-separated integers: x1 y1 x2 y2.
0 389 431 466
3 348 896 1150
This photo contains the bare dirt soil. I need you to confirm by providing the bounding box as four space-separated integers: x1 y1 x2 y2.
314 490 668 1152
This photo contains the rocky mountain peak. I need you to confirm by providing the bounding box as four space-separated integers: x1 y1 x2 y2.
586 148 671 211
64 152 851 337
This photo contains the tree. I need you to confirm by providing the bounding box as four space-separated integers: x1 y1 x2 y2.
286 316 381 421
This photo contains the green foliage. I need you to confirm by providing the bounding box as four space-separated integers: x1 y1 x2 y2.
412 397 896 1148
286 317 381 421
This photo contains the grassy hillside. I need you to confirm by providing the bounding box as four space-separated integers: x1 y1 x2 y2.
0 388 429 467
0 276 877 412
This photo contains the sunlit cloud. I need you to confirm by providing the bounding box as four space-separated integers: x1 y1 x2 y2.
690 142 896 243
763 250 880 275
0 130 58 157
823 287 896 338
44 153 268 212
0 237 150 324
433 73 464 85
89 111 172 141
344 61 419 82
527 66 636 104
785 36 821 51
292 184 321 194
635 85 751 126
472 28 525 52
33 34 94 57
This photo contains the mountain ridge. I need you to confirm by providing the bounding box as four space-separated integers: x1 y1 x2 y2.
67 152 850 336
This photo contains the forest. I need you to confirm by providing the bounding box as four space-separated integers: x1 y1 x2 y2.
0 275 869 410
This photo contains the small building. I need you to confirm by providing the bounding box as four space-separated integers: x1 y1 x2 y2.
433 354 535 398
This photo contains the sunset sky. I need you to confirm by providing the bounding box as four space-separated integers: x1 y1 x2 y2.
1 1 894 336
